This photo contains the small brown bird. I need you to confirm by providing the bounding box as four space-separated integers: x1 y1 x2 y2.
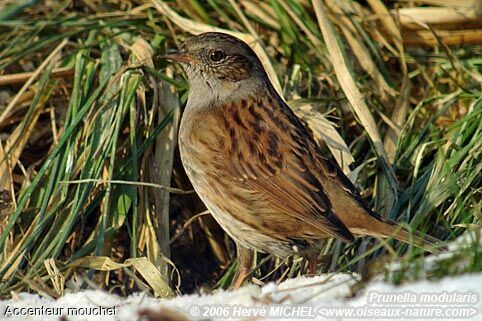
163 32 439 286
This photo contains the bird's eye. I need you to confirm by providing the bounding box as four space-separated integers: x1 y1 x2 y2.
209 50 225 62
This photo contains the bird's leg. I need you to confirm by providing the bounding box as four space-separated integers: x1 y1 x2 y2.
302 240 326 275
233 244 254 288
308 253 318 275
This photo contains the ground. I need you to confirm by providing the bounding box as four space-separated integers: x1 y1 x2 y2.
2 231 480 321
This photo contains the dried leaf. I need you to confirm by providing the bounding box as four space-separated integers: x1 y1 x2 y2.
312 0 389 163
68 256 173 297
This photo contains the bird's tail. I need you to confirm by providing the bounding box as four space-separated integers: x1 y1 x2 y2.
366 216 442 254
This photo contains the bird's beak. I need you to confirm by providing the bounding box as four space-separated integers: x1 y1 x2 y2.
160 49 193 64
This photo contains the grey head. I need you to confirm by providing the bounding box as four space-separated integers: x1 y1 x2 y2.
162 32 270 110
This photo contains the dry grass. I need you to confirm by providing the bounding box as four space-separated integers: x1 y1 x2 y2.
0 0 480 298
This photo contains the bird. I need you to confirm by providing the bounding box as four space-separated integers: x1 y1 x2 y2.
162 32 440 287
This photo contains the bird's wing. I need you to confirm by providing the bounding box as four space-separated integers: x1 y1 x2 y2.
216 94 355 243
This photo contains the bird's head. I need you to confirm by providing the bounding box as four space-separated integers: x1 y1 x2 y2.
162 32 269 107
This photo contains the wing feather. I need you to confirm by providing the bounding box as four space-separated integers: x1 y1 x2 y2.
216 95 355 243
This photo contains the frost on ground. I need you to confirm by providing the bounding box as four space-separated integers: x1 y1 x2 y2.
1 273 481 321
1 231 480 321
